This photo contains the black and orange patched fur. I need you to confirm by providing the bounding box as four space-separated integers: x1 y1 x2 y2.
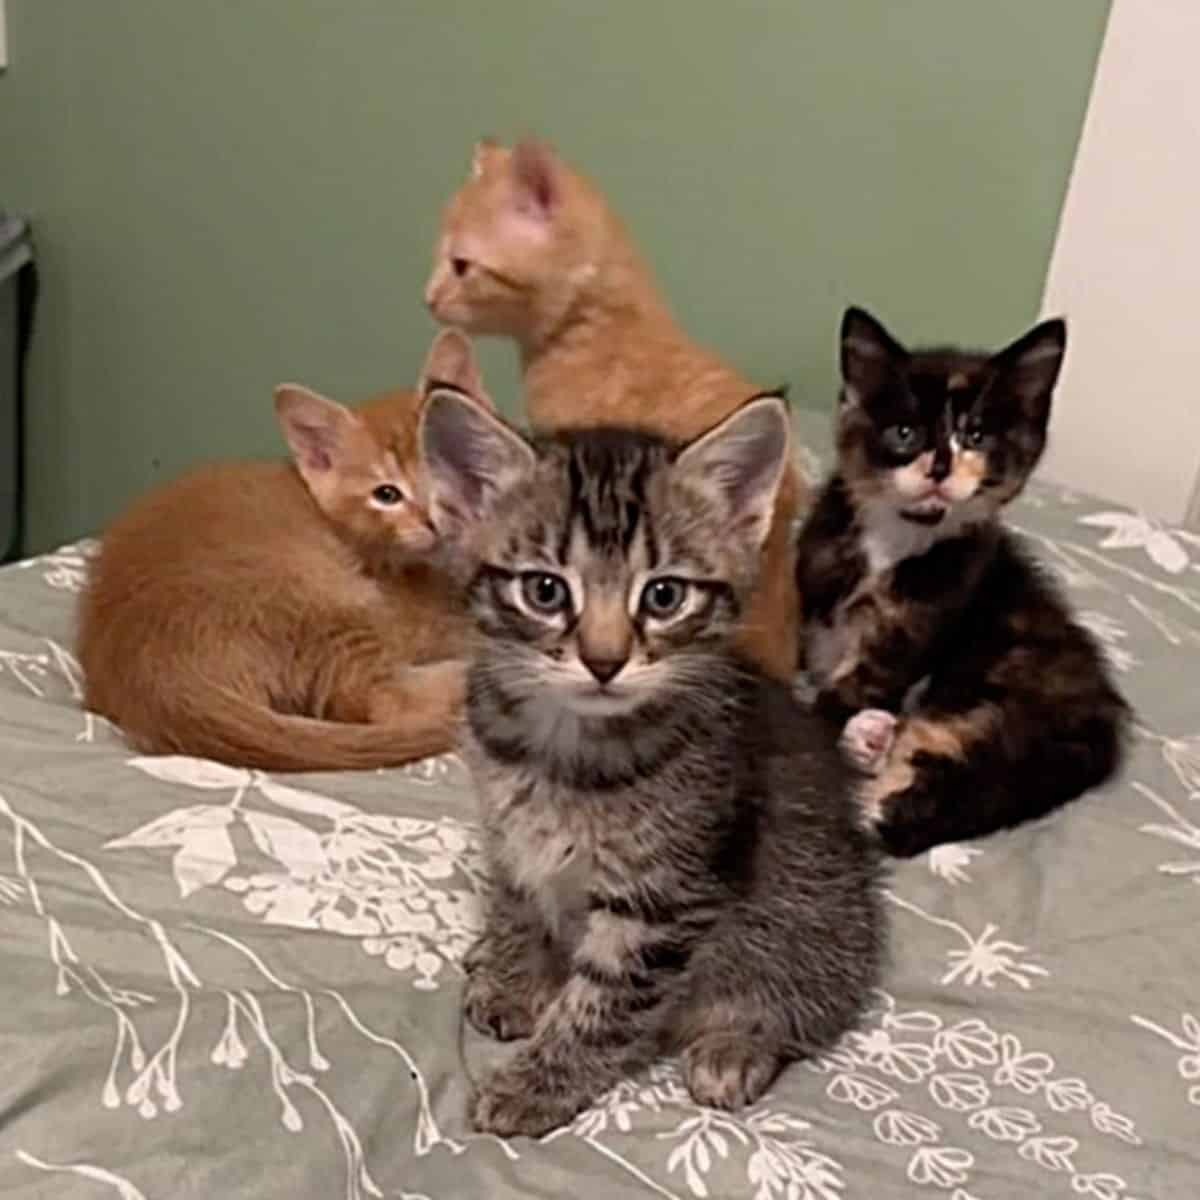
795 306 1130 857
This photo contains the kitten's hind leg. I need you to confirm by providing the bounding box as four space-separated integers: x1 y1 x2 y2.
858 700 1127 857
680 1016 786 1111
857 713 989 855
675 897 880 1109
674 929 846 1110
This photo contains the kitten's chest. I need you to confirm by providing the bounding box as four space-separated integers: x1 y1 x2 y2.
468 750 598 939
860 515 945 575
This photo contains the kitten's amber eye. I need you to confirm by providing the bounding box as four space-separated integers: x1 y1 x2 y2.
451 257 470 278
521 572 571 615
640 577 688 620
371 484 404 507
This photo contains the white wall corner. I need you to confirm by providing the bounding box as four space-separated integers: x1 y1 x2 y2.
1040 0 1200 528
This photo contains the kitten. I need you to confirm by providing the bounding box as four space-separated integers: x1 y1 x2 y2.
78 331 488 771
420 387 883 1137
796 306 1130 857
424 137 807 683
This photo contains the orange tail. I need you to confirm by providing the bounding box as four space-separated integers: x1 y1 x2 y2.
119 674 461 772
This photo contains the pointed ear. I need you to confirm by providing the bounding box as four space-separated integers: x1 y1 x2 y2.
418 329 493 412
991 317 1066 424
510 138 561 219
673 392 791 550
420 386 535 539
274 385 365 483
471 137 503 179
840 306 908 404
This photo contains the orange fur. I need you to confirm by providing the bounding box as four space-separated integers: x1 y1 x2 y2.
426 140 808 680
78 332 487 771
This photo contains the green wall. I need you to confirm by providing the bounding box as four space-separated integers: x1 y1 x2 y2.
0 1 1109 553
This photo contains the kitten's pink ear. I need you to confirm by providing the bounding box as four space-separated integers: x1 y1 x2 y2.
274 385 362 476
471 137 503 179
991 317 1066 424
420 387 534 542
840 306 907 404
674 392 791 551
418 329 494 412
510 138 561 219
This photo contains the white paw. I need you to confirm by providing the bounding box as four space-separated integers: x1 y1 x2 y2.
840 709 898 775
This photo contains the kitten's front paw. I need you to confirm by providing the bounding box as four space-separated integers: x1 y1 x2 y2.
682 1034 782 1111
840 709 897 774
463 964 544 1041
471 1065 588 1137
463 958 559 1042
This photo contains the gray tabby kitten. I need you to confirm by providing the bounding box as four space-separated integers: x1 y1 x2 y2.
421 387 884 1138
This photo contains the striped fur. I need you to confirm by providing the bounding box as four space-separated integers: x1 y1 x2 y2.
423 394 884 1136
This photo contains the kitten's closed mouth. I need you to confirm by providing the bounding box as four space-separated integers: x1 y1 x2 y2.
900 505 947 526
567 686 640 716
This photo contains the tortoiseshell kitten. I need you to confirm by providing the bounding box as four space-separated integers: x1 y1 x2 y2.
796 307 1130 857
421 388 883 1137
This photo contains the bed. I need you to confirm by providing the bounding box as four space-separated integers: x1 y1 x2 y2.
0 440 1197 1199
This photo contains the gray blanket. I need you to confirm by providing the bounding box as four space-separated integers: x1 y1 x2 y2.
0 459 1196 1197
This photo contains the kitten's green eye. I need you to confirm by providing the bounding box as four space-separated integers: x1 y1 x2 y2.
521 572 571 616
371 484 404 507
963 427 986 450
884 424 923 454
640 577 688 620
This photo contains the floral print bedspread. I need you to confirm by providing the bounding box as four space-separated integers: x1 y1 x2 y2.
0 464 1197 1198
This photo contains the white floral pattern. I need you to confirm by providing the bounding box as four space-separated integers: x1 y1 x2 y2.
806 991 1143 1196
12 537 99 591
1130 1012 1200 1108
885 890 1049 989
0 465 1196 1197
107 757 486 991
926 842 983 886
1078 513 1194 575
15 1150 148 1198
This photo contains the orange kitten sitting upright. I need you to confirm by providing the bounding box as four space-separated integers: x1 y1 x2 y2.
79 331 486 772
425 139 807 681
